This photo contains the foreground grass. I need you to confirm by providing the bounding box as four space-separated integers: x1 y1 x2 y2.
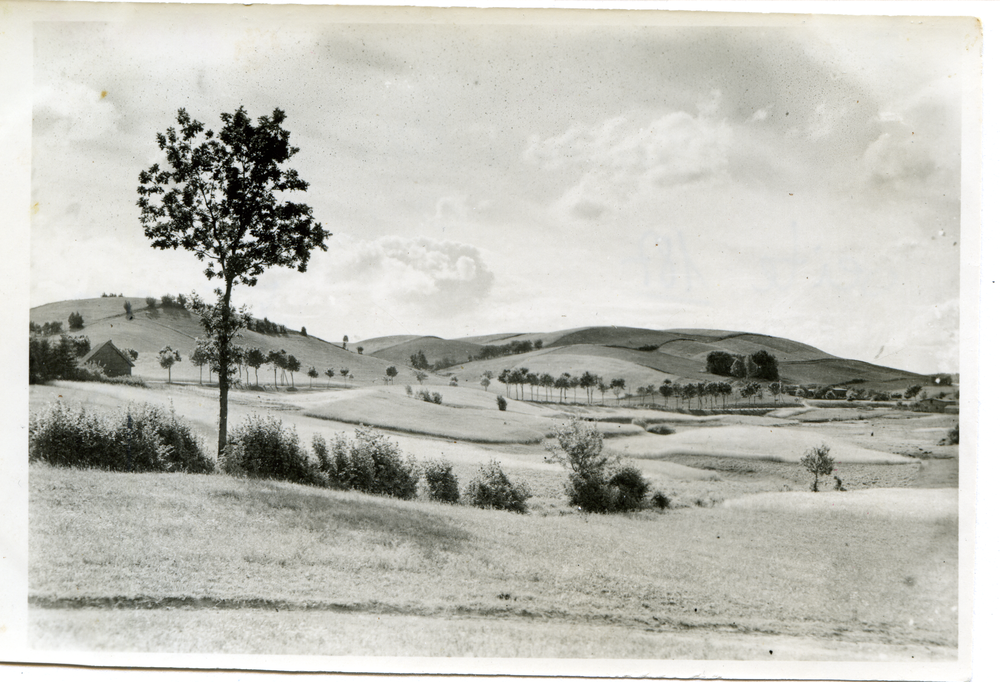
30 465 958 658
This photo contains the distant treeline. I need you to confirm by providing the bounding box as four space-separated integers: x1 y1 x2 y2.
705 350 779 381
29 335 91 384
473 339 542 362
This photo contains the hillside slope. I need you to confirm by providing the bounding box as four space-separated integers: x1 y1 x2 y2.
370 336 483 368
33 298 404 386
34 300 932 389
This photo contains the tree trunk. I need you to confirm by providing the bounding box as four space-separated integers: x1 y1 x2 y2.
217 280 233 461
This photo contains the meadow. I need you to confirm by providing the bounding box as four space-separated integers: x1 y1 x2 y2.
27 373 961 661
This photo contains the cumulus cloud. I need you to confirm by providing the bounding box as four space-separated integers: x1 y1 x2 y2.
524 106 732 220
335 235 494 315
858 79 959 199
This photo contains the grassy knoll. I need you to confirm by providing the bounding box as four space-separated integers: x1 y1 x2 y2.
605 425 914 464
30 465 958 658
303 389 551 443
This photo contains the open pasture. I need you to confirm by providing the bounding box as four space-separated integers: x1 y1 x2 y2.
604 425 914 464
303 388 552 443
29 465 958 658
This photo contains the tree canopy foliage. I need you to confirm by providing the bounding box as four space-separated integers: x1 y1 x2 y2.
137 106 328 457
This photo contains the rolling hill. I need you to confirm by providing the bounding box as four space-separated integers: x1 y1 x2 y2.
365 325 930 391
32 299 932 390
30 298 415 387
370 336 483 368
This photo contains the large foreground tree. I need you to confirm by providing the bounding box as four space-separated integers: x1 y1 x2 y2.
138 106 329 458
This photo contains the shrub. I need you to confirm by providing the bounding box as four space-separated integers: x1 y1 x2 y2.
800 443 834 492
29 401 212 473
223 415 322 485
646 424 675 436
145 296 157 309
312 433 331 472
465 460 531 513
497 395 507 411
320 427 419 499
607 465 651 512
551 418 652 513
416 389 444 405
424 459 461 504
405 385 413 397
651 490 670 510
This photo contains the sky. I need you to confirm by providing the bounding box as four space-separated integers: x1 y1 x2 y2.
28 7 970 374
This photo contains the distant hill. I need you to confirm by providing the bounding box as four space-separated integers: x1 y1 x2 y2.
32 300 932 390
370 336 484 368
365 325 930 390
30 297 420 387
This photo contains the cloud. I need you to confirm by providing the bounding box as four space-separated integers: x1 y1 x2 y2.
331 234 495 315
525 106 732 220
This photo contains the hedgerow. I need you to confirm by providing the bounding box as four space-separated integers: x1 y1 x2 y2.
29 401 213 473
317 427 419 499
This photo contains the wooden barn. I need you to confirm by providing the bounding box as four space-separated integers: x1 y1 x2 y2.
79 340 134 377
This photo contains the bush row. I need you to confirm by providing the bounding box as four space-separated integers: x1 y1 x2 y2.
29 401 213 473
223 418 532 512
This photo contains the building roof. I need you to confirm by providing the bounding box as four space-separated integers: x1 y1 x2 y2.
80 339 135 367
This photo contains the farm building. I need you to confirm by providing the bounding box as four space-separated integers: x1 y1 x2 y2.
79 340 134 377
914 397 959 414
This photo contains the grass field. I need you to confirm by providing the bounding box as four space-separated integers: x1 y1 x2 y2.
29 465 958 658
303 388 552 443
27 378 959 660
605 425 915 464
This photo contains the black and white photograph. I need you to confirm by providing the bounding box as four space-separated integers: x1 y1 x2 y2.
2 1 986 679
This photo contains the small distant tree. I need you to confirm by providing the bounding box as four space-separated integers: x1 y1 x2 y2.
904 385 923 400
480 374 491 391
801 443 835 492
307 366 318 388
385 366 397 384
658 380 674 406
301 326 308 337
268 349 288 387
325 368 335 387
415 370 428 385
123 301 133 319
68 312 84 330
190 339 211 384
145 296 157 309
597 380 609 405
342 335 348 350
769 382 782 403
357 346 364 355
246 347 266 387
449 376 458 387
286 354 301 388
610 378 625 404
158 346 181 383
497 395 507 411
340 367 349 386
